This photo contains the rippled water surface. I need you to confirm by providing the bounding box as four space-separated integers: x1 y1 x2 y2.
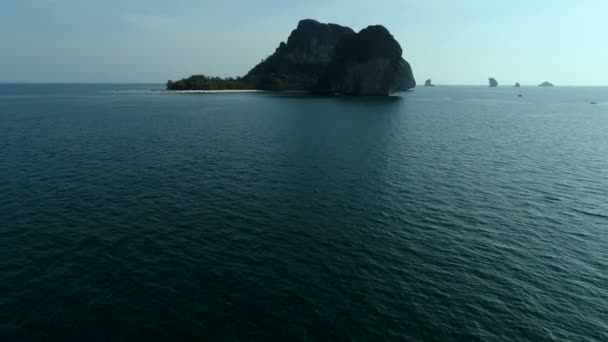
1 84 607 341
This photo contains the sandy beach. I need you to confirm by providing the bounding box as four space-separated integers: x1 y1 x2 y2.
156 89 269 94
155 89 310 94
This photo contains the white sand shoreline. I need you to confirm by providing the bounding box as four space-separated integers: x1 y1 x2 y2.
155 89 306 94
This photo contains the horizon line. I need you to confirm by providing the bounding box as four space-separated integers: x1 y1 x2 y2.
2 82 608 87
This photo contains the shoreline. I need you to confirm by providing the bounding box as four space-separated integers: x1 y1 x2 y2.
155 89 307 94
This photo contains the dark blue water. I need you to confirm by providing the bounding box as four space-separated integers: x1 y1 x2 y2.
1 84 607 341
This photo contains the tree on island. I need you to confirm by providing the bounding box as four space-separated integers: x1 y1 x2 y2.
166 75 252 91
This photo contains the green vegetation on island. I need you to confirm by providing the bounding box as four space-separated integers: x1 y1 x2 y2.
166 76 251 91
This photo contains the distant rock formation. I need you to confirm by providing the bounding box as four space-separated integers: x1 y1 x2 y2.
167 19 416 95
538 81 554 87
489 78 498 87
315 25 414 95
424 79 435 87
514 82 521 87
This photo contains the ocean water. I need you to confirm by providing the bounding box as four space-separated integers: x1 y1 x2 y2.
0 84 607 341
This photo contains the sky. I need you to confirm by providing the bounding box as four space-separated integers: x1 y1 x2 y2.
0 0 606 85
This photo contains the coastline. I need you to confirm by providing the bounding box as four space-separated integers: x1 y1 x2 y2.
156 89 265 94
155 89 307 94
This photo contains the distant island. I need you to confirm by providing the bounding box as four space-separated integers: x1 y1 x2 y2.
489 78 498 87
514 82 521 87
539 81 554 87
424 79 435 87
167 19 416 96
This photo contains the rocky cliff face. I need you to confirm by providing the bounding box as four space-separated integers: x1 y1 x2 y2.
243 20 354 90
399 60 416 90
282 19 355 65
245 20 415 94
316 25 413 95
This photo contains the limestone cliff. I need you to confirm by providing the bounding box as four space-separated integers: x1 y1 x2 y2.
281 19 355 65
244 20 354 90
399 60 417 90
316 25 413 95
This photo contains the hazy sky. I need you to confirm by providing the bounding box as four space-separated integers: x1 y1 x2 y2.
1 0 606 85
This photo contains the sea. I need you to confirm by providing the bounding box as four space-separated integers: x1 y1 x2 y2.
0 84 607 341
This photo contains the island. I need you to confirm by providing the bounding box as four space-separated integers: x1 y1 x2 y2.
489 78 498 87
167 19 416 96
424 79 435 87
538 81 554 87
514 82 521 87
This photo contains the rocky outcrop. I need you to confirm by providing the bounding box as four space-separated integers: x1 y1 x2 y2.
539 81 554 87
425 79 435 87
168 19 416 95
243 19 354 90
489 78 498 87
514 82 521 87
398 60 416 91
281 19 355 65
315 25 413 95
